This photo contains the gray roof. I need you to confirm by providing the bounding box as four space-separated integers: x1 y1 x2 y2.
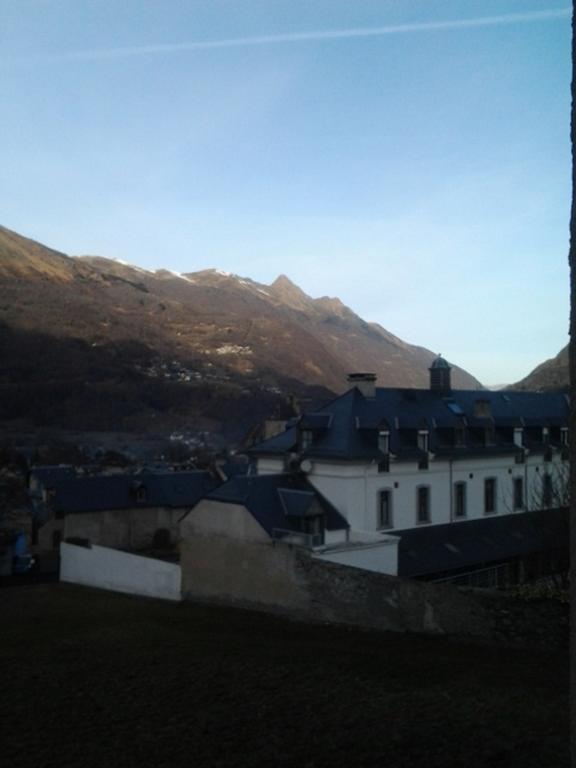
429 356 451 370
41 471 218 514
395 507 568 578
250 387 569 462
203 473 349 536
29 465 76 484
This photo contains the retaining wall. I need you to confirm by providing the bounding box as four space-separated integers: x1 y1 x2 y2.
180 535 491 638
180 534 567 646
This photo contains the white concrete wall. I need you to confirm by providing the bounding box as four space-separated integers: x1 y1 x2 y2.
307 452 567 534
324 528 349 545
314 538 398 575
256 458 285 475
60 542 181 601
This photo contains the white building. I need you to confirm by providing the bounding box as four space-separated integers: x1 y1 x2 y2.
246 360 569 586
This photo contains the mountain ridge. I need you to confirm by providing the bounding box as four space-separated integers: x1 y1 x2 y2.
508 345 569 392
0 224 482 441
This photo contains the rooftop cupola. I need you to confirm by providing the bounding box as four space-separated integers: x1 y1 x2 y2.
429 355 452 393
347 372 377 399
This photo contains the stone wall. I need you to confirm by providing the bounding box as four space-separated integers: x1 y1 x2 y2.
180 535 311 614
181 534 493 639
39 506 182 551
181 534 567 647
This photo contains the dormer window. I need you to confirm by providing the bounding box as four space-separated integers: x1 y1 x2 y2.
455 426 466 446
43 487 56 505
300 429 313 451
378 430 390 454
131 481 148 504
417 430 429 453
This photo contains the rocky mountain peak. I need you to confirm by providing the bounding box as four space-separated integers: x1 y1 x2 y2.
269 274 312 309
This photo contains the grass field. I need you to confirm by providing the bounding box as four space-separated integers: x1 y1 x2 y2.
0 584 568 768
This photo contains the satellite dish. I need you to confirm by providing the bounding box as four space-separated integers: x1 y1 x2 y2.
300 459 313 474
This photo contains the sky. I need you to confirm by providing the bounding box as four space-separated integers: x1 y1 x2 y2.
0 0 571 386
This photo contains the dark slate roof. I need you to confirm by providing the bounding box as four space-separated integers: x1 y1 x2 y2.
300 413 333 430
217 458 251 480
47 471 219 514
203 473 349 536
430 356 451 370
395 508 568 578
29 465 76 485
278 488 317 517
250 387 569 462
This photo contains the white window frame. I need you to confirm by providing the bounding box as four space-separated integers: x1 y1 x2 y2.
378 430 390 454
454 481 466 518
418 430 429 453
377 489 393 529
416 485 431 525
513 477 524 511
484 477 497 515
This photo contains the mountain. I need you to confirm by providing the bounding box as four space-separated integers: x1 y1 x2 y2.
0 225 482 442
508 346 569 392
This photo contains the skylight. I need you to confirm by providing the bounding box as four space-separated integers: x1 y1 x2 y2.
444 399 464 416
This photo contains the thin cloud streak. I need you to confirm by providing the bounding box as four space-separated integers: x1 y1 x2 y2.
4 8 571 64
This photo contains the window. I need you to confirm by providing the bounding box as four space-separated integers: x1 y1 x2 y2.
301 429 313 450
378 490 393 529
135 485 148 503
485 426 495 445
515 451 525 464
513 428 523 447
542 427 550 444
378 456 390 473
454 482 466 518
561 428 569 446
542 474 553 508
455 427 466 446
43 487 56 505
484 478 497 514
416 486 430 524
378 430 390 454
417 430 429 452
513 477 524 511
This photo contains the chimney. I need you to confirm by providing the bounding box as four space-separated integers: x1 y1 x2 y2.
473 399 491 419
347 372 377 399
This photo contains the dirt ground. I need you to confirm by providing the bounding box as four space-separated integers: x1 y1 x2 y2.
0 584 568 768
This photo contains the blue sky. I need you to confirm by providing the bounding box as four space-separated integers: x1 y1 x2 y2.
0 0 571 385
